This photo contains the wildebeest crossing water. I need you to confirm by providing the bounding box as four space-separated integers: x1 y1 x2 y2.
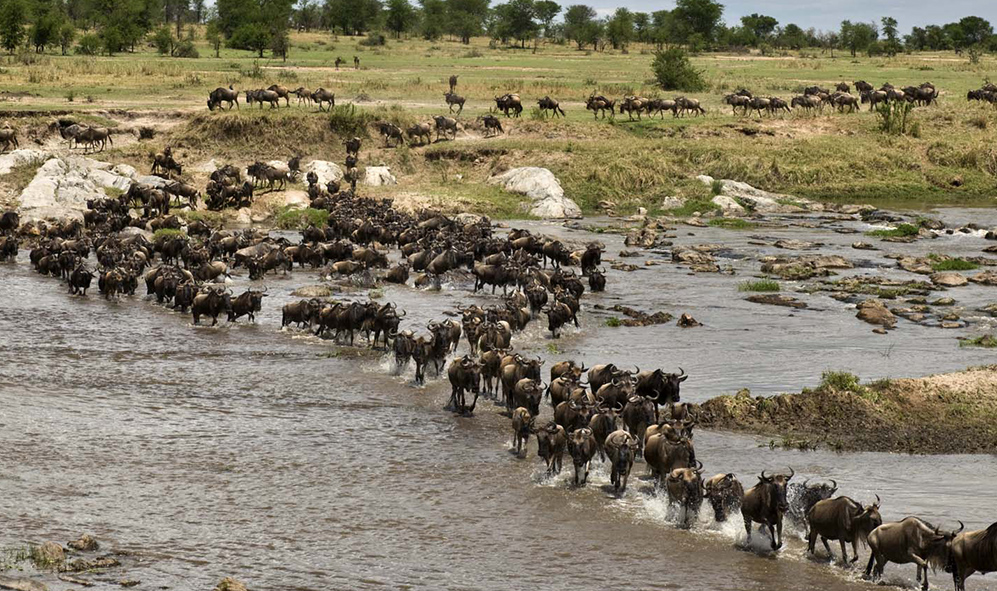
2 211 997 590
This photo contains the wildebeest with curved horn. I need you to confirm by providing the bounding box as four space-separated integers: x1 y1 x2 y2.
207 85 240 111
667 461 705 527
948 520 997 591
742 468 794 550
703 473 745 523
228 287 267 323
787 478 838 527
444 92 465 115
807 495 882 564
447 355 481 415
864 517 963 591
604 429 638 495
567 427 596 486
537 96 565 118
535 421 566 476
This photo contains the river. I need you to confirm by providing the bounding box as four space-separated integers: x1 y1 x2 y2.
1 208 995 590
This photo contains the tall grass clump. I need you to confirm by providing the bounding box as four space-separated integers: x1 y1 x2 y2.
275 207 329 229
876 100 915 136
328 104 377 137
738 279 780 292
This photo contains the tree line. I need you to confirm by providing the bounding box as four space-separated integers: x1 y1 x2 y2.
0 0 991 60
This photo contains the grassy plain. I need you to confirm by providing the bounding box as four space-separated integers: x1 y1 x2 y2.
1 31 996 217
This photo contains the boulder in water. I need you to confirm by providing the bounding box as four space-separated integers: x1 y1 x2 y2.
856 299 897 328
214 578 249 591
931 272 968 287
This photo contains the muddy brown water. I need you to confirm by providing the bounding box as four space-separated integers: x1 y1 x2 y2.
1 209 996 590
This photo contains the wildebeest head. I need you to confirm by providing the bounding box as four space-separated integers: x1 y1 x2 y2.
788 478 838 522
638 368 688 404
703 473 744 523
759 468 795 514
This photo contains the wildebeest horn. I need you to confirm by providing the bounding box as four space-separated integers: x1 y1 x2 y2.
802 478 811 489
787 467 795 480
631 365 640 374
873 494 880 507
760 470 769 481
399 309 407 317
829 479 837 491
955 521 965 534
678 367 685 376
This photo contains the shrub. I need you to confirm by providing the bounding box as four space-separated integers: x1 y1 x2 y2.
651 47 707 92
359 32 386 47
708 218 755 229
959 335 997 348
328 104 376 138
173 39 199 58
738 279 780 292
275 207 329 229
76 33 100 55
820 371 862 392
605 317 622 327
866 223 919 238
153 228 186 241
930 258 979 271
876 100 915 136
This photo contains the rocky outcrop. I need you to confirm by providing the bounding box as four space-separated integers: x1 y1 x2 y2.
302 160 344 186
931 272 968 287
31 542 64 567
711 195 746 215
214 578 249 591
17 156 143 222
363 166 397 186
856 299 897 328
746 294 808 309
0 149 49 175
67 534 99 552
488 167 582 219
0 575 48 591
969 271 997 286
697 175 817 213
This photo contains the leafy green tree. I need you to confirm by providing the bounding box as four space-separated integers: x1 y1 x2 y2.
957 16 993 47
779 23 805 49
632 11 649 43
30 12 61 53
76 32 99 54
840 20 877 57
58 22 75 55
325 0 382 35
0 0 27 53
385 0 415 37
230 21 270 56
672 0 723 43
419 0 445 40
881 16 900 56
206 19 222 56
153 25 175 54
493 0 536 47
563 4 594 49
532 0 559 38
652 46 706 91
740 12 777 44
605 7 633 50
446 0 488 43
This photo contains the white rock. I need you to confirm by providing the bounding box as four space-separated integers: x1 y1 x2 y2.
0 149 49 175
363 166 397 187
303 160 344 186
697 175 811 213
454 213 485 225
119 226 153 240
711 194 746 215
267 160 291 175
112 163 137 178
134 175 169 188
235 208 252 225
488 167 582 219
661 195 686 210
283 190 310 208
18 156 131 222
193 159 222 173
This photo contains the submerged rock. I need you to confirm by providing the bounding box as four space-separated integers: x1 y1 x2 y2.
677 313 701 327
32 542 64 567
0 576 47 591
774 239 821 250
856 299 897 328
931 272 968 287
851 242 876 250
488 167 581 219
746 294 808 309
969 271 997 286
608 305 673 326
214 578 249 591
67 534 98 552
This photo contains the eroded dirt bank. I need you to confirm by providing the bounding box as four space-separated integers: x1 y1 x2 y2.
695 366 997 454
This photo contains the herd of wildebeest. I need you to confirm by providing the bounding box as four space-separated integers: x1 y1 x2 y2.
3 141 997 590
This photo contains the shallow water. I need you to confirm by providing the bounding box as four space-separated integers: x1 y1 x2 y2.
1 209 996 590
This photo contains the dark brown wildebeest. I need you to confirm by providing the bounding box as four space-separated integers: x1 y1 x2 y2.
479 114 503 137
0 210 19 235
353 55 360 69
703 473 745 523
854 80 873 94
948 521 997 591
621 395 655 455
267 84 291 106
494 93 522 117
292 87 313 106
535 421 566 476
207 85 239 110
807 495 883 564
448 74 458 93
676 96 706 117
0 127 18 152
447 355 481 414
586 94 615 119
373 121 403 147
567 427 596 486
433 115 458 141
343 136 361 157
742 468 794 550
836 82 851 93
864 517 963 591
512 377 543 417
644 431 695 481
666 461 705 527
724 93 750 115
787 478 838 527
537 96 565 118
604 429 637 495
444 92 465 115
587 404 618 461
311 88 335 111
511 406 534 458
228 288 267 323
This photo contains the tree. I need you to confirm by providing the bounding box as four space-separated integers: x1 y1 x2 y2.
446 0 489 43
563 4 596 49
0 0 27 53
59 22 75 55
605 7 633 50
958 16 993 47
295 0 322 31
30 12 61 53
840 20 877 57
385 0 415 37
533 0 559 38
881 16 900 56
229 21 270 56
778 23 805 49
153 25 175 54
324 0 382 35
192 0 206 23
632 11 649 43
740 12 776 44
494 0 536 47
206 20 223 56
672 0 723 43
651 47 706 91
419 0 445 40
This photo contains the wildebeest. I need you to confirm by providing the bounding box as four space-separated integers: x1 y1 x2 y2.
228 288 266 323
567 427 597 486
494 93 522 117
0 127 18 152
373 121 403 147
246 89 280 109
537 96 565 118
192 287 231 326
948 521 997 591
807 495 882 564
68 265 94 295
207 85 240 110
864 517 963 591
282 298 322 329
77 127 112 153
292 87 313 106
405 123 433 145
444 92 465 115
343 136 361 157
586 94 615 119
742 468 794 550
667 462 705 527
447 355 481 414
511 406 534 458
703 473 745 523
0 210 19 235
433 115 458 141
604 429 638 494
535 421 566 476
676 96 706 117
267 84 291 107
787 478 838 527
644 431 695 480
311 88 335 111
448 74 458 93
725 93 751 115
479 114 503 137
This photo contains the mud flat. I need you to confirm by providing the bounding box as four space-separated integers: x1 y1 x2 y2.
695 366 997 454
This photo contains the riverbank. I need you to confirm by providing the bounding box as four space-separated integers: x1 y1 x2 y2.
695 366 997 454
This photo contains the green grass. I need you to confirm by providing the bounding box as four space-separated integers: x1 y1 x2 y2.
866 223 920 238
179 210 224 225
666 198 720 216
709 218 756 229
930 258 979 271
153 228 185 240
959 335 997 348
274 206 329 229
819 370 863 392
605 317 622 327
738 279 780 292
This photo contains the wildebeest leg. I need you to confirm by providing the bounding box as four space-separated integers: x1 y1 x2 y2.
774 521 783 549
835 538 846 563
743 520 752 545
863 554 876 579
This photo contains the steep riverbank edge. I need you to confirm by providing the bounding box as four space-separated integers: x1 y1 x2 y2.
694 366 997 454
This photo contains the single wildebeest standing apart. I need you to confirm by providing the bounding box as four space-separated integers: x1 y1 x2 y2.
742 468 794 550
864 517 963 591
806 495 882 564
948 520 997 591
448 74 458 93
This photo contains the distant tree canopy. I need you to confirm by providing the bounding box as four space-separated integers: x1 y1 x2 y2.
0 0 991 60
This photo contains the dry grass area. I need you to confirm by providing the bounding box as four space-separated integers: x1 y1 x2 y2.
695 366 997 454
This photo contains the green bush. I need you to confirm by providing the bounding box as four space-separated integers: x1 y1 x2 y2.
738 279 780 292
709 218 755 229
76 33 100 55
959 335 997 348
819 371 863 392
359 32 386 46
866 223 919 238
876 100 915 136
328 104 376 138
275 207 329 229
651 47 707 92
930 258 978 271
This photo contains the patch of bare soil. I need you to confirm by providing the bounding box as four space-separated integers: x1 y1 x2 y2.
694 366 997 454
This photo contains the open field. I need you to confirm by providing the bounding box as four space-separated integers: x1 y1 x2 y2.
1 32 996 217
